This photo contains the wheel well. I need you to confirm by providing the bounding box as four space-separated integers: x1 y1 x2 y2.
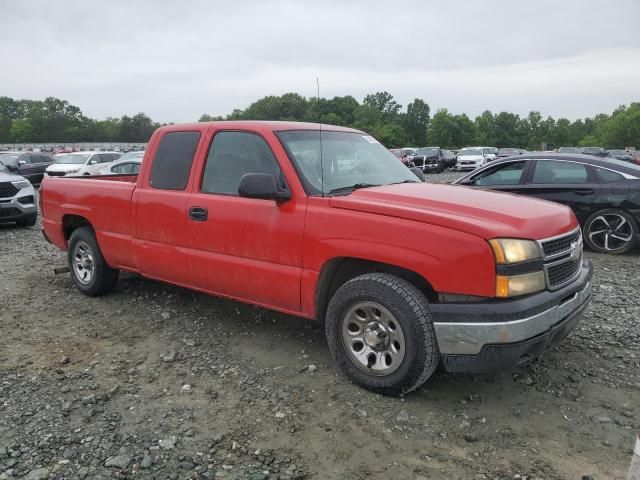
62 215 93 241
315 258 437 321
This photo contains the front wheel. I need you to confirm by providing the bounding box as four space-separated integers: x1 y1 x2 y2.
583 209 637 254
325 273 439 396
68 227 119 296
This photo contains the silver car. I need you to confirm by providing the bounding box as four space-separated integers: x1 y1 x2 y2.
0 162 37 226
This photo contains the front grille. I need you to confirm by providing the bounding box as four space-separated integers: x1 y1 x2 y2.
547 257 581 288
541 230 581 257
0 207 20 218
538 228 583 290
0 182 19 198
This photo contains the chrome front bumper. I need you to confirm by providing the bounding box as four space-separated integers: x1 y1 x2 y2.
432 259 592 356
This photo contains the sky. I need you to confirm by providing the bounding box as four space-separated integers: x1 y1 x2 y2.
2 0 640 123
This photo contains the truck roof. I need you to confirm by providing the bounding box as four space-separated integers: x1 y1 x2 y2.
158 120 362 133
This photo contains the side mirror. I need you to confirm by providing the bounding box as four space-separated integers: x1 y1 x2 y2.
238 173 290 201
459 178 475 186
89 159 98 165
409 167 425 182
18 160 26 166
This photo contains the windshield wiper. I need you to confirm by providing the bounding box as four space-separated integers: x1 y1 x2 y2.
389 179 420 185
328 183 381 195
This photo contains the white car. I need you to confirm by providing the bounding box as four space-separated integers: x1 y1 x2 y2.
46 151 121 177
455 147 489 171
99 151 144 175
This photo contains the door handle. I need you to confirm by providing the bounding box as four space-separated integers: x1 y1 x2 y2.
189 206 208 221
574 189 594 196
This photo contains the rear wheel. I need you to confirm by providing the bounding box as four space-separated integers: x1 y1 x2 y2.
68 227 119 296
583 209 637 254
325 273 439 396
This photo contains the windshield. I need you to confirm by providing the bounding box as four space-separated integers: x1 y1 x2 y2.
483 147 498 154
583 147 605 153
390 150 402 158
558 147 580 153
117 151 145 161
277 130 418 195
54 154 91 165
416 148 438 156
459 148 483 156
0 154 21 166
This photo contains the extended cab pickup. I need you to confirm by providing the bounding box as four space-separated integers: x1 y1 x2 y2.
41 121 592 395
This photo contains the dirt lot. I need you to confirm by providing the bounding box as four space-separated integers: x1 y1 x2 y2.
1 171 639 480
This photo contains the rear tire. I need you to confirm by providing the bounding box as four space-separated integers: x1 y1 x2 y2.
325 273 439 396
583 209 637 254
68 227 119 296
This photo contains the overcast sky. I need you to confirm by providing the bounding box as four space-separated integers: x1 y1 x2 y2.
2 0 639 122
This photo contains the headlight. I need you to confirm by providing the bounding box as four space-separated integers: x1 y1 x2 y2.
489 238 541 264
66 168 80 174
496 271 546 297
11 180 31 189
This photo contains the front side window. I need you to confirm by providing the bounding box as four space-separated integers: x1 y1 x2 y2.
149 131 201 190
201 131 280 195
531 160 588 184
472 161 526 186
277 130 417 195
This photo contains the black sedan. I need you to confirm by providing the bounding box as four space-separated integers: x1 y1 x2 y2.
454 153 640 254
0 151 54 185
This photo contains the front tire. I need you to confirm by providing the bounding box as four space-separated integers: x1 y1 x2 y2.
68 227 119 296
325 273 439 396
583 209 637 254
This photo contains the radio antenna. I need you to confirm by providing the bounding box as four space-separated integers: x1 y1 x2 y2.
317 76 325 197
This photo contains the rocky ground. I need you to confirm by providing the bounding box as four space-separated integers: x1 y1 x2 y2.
0 171 638 480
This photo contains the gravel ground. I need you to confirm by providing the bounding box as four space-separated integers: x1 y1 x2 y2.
0 171 639 480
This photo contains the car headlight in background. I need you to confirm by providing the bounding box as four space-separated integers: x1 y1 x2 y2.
489 238 545 297
489 238 541 264
11 180 31 189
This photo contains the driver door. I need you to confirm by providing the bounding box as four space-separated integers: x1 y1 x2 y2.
185 129 306 312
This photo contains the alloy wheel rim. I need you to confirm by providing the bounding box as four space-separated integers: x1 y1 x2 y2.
73 240 95 284
588 213 634 252
341 301 406 376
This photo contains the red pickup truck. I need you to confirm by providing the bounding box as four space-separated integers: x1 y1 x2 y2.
41 121 592 395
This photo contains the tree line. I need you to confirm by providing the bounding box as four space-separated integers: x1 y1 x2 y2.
1 93 638 149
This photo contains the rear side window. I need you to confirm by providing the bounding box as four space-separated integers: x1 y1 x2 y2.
149 131 201 190
531 160 588 184
201 131 280 195
594 167 625 183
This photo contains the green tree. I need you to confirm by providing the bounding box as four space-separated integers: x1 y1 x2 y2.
9 118 35 142
403 98 430 146
363 91 401 120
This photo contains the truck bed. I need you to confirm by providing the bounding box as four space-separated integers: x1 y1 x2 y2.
40 175 139 270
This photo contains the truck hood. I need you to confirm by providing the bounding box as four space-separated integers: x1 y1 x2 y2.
328 183 577 240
